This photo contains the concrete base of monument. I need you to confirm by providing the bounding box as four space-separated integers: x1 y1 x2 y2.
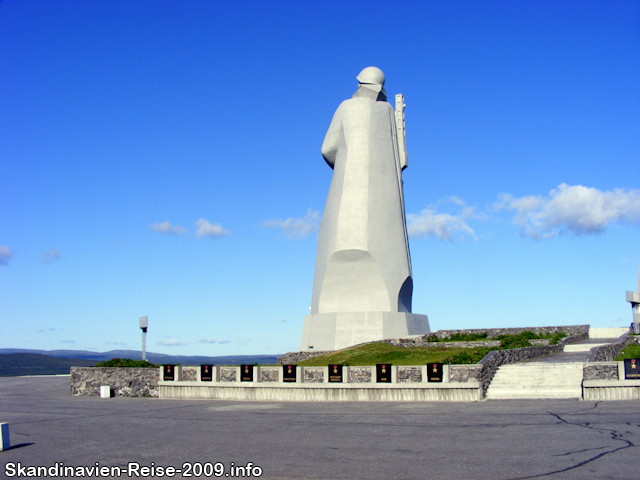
299 311 430 352
159 382 481 402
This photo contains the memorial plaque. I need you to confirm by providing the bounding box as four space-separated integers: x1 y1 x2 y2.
328 364 343 383
240 364 253 382
282 364 297 382
624 359 640 380
201 364 213 382
427 363 443 383
376 364 392 383
163 364 175 381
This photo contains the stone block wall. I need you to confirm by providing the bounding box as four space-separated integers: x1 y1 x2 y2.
583 363 618 381
260 367 279 382
349 367 371 383
450 365 483 383
181 367 197 382
303 367 324 383
397 366 422 383
220 367 237 382
70 367 159 397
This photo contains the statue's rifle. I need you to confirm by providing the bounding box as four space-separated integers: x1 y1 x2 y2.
395 94 408 170
394 94 412 275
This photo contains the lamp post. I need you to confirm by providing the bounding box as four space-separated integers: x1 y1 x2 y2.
139 316 148 361
626 261 640 335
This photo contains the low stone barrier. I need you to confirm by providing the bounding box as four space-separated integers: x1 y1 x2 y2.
583 361 640 400
70 367 160 397
158 364 484 402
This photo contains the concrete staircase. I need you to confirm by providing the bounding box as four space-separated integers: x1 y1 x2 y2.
485 363 584 399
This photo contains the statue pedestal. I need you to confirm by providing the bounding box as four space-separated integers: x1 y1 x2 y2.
299 312 430 352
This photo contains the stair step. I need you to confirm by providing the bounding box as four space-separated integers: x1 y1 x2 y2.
486 362 585 399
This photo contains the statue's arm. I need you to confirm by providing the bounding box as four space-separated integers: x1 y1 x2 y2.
321 105 344 169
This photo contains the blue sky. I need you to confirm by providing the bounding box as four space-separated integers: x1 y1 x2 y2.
1 0 639 357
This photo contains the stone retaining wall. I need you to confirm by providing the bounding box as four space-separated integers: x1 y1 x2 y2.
278 351 330 365
277 325 588 363
429 325 589 340
70 367 159 397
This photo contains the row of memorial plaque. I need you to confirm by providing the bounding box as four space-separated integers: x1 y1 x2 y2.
163 363 446 383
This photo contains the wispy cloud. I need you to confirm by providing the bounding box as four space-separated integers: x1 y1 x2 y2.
157 339 188 347
0 245 11 266
262 208 321 239
276 319 288 323
151 221 187 235
197 338 218 344
494 184 640 239
41 248 61 264
195 218 230 238
104 341 128 346
407 197 478 241
217 339 230 344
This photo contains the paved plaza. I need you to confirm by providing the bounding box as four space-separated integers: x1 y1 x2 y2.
1 376 638 480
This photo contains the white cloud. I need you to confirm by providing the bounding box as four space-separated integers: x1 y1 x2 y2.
262 208 321 239
195 218 230 238
494 184 640 239
41 248 61 264
0 245 11 266
197 338 218 344
217 339 230 344
157 339 188 347
151 221 187 235
407 197 477 241
276 319 288 323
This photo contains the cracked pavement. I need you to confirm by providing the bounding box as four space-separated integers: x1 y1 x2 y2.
1 376 638 479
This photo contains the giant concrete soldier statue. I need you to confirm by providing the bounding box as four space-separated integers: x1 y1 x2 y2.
299 67 430 351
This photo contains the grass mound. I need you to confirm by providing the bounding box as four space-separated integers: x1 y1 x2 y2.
94 358 159 368
615 344 640 361
297 343 498 366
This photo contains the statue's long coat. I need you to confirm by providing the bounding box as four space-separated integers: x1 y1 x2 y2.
311 87 413 315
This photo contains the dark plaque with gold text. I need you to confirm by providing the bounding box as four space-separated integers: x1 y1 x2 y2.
376 364 391 383
200 364 213 382
283 364 297 382
624 359 640 380
163 365 175 381
240 364 253 382
329 364 343 383
427 363 444 382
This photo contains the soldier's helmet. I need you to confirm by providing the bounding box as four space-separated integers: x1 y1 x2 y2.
356 66 385 86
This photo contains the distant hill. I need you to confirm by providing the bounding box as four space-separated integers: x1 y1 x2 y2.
0 349 281 376
0 353 96 377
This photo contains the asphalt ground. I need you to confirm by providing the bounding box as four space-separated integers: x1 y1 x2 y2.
0 376 638 480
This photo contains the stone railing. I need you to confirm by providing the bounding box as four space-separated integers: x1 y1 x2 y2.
70 367 160 397
593 334 633 362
